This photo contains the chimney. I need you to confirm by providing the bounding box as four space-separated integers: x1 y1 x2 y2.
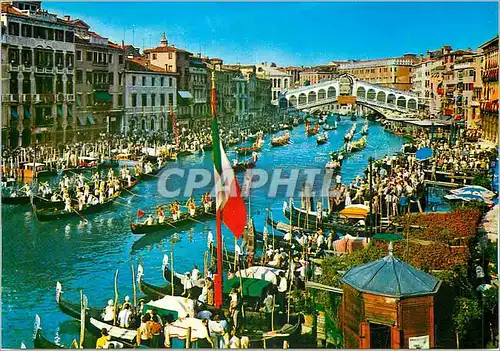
64 15 70 21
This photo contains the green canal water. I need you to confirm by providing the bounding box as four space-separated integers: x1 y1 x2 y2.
2 117 409 348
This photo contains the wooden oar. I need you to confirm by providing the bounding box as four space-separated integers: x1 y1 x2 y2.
123 187 144 197
72 207 88 223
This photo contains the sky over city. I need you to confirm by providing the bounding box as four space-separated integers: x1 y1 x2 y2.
45 1 498 66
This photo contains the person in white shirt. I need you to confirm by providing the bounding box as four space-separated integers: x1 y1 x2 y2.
183 273 193 296
102 300 115 322
191 265 200 282
117 304 131 328
277 272 288 312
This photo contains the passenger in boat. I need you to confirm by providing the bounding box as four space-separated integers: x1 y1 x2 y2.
117 304 132 328
144 215 154 226
96 328 110 349
64 196 72 212
157 207 165 224
102 299 115 323
136 314 151 346
188 197 196 217
182 272 193 297
191 264 200 281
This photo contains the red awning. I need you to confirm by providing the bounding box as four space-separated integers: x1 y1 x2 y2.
455 115 462 120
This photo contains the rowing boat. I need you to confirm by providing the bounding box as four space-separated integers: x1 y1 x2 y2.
316 133 328 145
55 282 103 321
141 164 166 180
235 139 264 156
129 202 216 235
270 133 290 147
232 159 257 173
322 124 337 130
34 192 122 221
349 136 367 152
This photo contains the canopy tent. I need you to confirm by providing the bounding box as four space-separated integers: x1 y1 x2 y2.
451 186 496 200
178 91 193 99
166 317 209 342
223 277 272 298
339 204 369 219
143 295 192 320
444 193 493 205
235 266 285 285
94 91 112 102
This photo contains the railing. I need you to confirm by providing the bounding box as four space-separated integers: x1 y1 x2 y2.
22 94 31 103
45 67 53 74
21 65 32 72
10 94 20 102
93 82 110 90
57 93 65 102
9 64 20 71
66 94 75 101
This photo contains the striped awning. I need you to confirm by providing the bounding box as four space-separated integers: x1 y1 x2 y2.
24 106 31 119
11 106 18 119
78 115 87 125
87 115 96 125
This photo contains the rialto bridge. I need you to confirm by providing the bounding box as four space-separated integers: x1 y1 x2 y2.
279 74 419 115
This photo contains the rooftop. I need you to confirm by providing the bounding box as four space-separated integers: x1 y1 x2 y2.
340 253 441 298
144 45 191 55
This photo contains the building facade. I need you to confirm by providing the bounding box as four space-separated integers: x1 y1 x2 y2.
1 2 76 147
334 55 420 90
188 55 209 127
299 65 338 86
71 17 125 139
255 62 292 104
123 57 177 136
478 36 498 144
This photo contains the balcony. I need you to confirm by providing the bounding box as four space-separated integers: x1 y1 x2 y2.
39 94 55 104
66 94 75 102
21 65 32 72
9 64 20 72
93 61 108 67
194 97 206 104
93 82 110 90
56 65 64 74
22 94 31 103
32 94 41 103
57 93 65 102
45 67 53 74
10 94 20 103
2 95 11 102
35 66 45 74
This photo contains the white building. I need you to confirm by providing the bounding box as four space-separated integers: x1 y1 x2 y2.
233 76 248 124
256 62 292 104
411 60 433 114
123 57 177 135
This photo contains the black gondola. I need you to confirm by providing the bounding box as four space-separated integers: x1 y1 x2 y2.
232 159 257 173
33 315 64 349
129 202 216 235
316 133 328 145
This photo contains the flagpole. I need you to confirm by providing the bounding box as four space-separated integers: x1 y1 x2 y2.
211 69 224 310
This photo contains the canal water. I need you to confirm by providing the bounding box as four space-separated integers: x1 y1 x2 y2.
2 117 408 347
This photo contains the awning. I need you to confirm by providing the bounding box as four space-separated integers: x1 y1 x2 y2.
178 90 193 99
57 105 63 118
94 91 112 102
76 94 82 107
87 115 96 125
11 106 18 119
78 115 87 126
24 106 31 119
68 106 73 117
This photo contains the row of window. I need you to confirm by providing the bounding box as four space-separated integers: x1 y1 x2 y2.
75 50 124 65
131 93 174 107
131 75 174 87
10 74 74 94
6 22 75 43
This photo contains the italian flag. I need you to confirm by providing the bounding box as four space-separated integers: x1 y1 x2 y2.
211 111 247 239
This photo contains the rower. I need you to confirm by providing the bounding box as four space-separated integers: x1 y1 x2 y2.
102 300 115 323
188 197 196 217
64 196 72 212
202 192 212 212
157 206 165 224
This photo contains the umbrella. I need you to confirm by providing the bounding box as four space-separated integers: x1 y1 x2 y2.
415 147 433 161
444 193 492 204
339 205 369 219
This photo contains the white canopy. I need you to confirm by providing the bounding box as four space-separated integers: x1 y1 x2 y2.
235 266 285 285
167 317 209 341
145 295 192 317
90 318 136 342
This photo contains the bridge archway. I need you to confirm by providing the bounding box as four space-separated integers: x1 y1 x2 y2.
356 87 366 99
339 75 354 95
377 91 386 103
298 93 307 105
318 89 326 100
397 96 406 108
408 98 417 110
308 91 317 103
387 93 396 105
289 95 297 107
327 86 336 98
367 88 376 101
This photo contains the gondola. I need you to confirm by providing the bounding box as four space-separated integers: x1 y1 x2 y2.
235 140 264 156
316 133 328 145
129 202 216 235
34 191 122 222
136 264 183 299
305 123 319 137
349 136 367 152
322 123 337 131
33 315 64 349
279 123 293 131
360 124 369 136
55 282 103 321
2 193 31 204
265 216 313 235
121 175 140 190
232 159 257 173
270 133 290 147
325 160 341 172
141 164 166 180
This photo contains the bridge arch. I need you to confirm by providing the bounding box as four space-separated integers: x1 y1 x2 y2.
356 86 366 99
327 86 336 98
408 98 417 110
376 91 386 103
298 93 307 105
289 95 297 107
367 88 376 101
318 89 326 100
308 91 317 103
397 96 406 108
387 93 396 105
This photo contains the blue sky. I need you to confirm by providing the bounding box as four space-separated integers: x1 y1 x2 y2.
45 2 498 66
